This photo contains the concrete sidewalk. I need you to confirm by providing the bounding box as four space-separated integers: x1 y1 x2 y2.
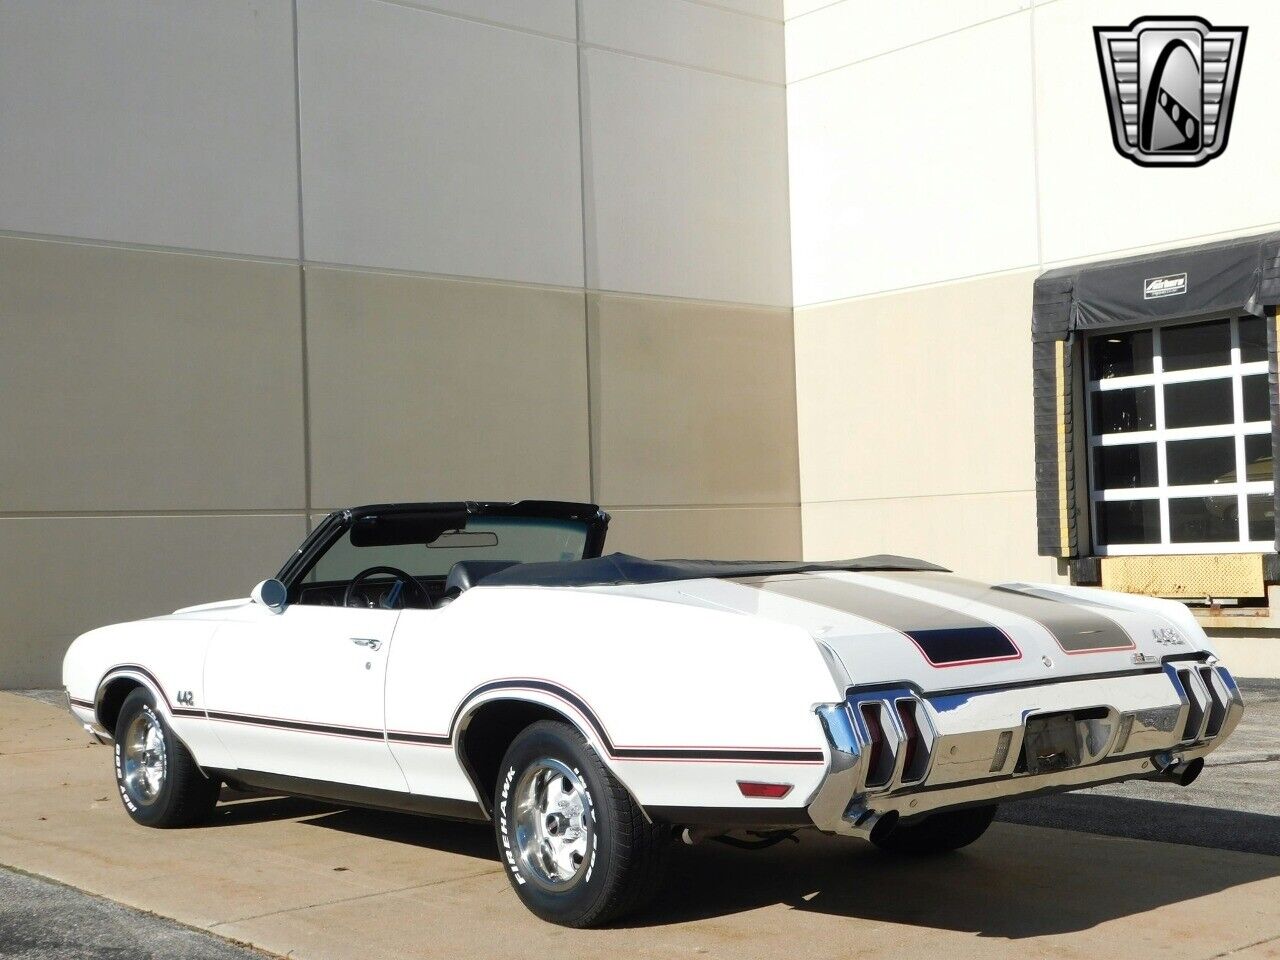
1 692 1278 960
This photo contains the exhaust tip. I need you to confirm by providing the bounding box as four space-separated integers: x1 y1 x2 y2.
1172 756 1205 786
1153 754 1204 786
869 809 900 843
845 805 899 842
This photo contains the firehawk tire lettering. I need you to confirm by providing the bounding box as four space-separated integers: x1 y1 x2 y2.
498 765 524 885
576 766 598 884
494 721 664 926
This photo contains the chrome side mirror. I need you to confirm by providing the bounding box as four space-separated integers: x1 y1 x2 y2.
250 578 288 613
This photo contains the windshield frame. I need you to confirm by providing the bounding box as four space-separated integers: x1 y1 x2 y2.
275 500 609 593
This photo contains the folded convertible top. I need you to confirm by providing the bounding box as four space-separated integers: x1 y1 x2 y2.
479 552 949 588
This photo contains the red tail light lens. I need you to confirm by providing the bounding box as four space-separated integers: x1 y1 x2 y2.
860 703 888 786
737 781 793 799
896 699 920 778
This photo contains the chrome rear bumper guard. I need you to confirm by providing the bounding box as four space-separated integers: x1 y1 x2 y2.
807 659 1243 835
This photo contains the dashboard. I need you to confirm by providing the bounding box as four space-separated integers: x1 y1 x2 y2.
297 577 443 609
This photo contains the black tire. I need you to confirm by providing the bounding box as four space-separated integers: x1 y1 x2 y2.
494 720 668 927
871 804 997 856
113 687 219 828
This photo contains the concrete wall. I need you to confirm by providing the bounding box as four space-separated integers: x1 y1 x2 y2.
785 0 1280 582
0 0 796 687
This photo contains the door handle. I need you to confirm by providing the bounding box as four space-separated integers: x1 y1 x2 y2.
351 637 382 651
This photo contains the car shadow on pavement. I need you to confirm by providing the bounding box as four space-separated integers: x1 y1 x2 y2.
203 788 1279 937
299 807 500 862
207 790 334 827
208 790 501 862
628 796 1280 936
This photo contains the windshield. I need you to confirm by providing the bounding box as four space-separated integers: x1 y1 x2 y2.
306 514 591 583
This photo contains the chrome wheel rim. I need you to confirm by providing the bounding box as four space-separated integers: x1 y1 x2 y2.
512 758 594 891
122 709 167 806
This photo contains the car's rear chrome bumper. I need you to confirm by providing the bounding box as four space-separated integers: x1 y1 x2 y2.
806 658 1244 835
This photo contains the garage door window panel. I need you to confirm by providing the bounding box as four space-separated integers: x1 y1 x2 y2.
1165 437 1236 486
1086 316 1274 555
1093 443 1158 489
1092 387 1156 434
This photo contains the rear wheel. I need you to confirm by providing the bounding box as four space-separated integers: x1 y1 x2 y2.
113 688 219 828
494 720 668 927
871 804 997 855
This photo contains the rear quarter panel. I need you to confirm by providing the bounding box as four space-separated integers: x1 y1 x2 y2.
384 586 842 811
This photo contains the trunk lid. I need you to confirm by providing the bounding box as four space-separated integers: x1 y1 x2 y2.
669 570 1196 690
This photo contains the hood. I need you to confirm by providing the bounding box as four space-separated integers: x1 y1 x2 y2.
597 570 1209 690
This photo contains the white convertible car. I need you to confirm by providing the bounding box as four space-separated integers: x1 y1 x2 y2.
64 500 1244 926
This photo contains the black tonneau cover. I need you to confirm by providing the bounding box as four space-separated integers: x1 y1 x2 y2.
480 552 948 588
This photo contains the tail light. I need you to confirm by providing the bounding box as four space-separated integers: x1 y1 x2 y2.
859 703 891 787
846 689 933 790
1197 666 1227 738
1175 668 1207 741
895 698 928 783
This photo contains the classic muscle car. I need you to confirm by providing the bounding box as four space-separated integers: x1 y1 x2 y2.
63 500 1244 926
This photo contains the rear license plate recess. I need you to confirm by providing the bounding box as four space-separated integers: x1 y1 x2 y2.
1021 711 1092 775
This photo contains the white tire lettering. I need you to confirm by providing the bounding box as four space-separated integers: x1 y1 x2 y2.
581 781 597 884
114 742 138 813
498 765 524 884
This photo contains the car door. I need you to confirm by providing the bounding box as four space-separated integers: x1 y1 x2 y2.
383 607 480 803
203 603 407 793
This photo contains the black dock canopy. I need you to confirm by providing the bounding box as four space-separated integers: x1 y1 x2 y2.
1032 232 1280 561
1034 231 1280 338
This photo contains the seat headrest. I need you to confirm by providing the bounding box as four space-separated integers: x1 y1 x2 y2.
445 560 520 594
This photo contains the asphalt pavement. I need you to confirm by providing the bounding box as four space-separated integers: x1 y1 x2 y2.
0 866 270 959
998 679 1280 855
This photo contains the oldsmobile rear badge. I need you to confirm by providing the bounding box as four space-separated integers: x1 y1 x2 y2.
1094 17 1246 167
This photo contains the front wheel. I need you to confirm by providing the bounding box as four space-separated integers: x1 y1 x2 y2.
113 687 219 828
494 720 669 927
871 804 997 855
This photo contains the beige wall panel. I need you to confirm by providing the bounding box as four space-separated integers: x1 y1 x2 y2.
589 294 800 507
721 0 782 18
581 0 784 84
1206 633 1280 680
605 506 802 560
581 49 792 307
0 238 306 512
418 0 577 38
0 0 299 258
785 0 1028 83
784 0 833 17
306 268 591 507
298 0 583 287
787 13 1038 305
795 270 1038 505
0 514 307 689
801 492 1063 584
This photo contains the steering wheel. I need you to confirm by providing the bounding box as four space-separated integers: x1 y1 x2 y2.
343 565 431 610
